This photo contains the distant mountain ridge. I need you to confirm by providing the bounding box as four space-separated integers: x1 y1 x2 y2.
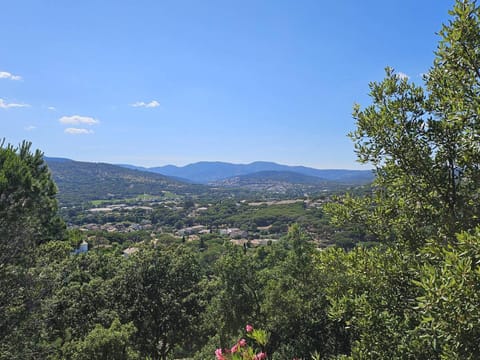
129 161 374 184
44 157 373 204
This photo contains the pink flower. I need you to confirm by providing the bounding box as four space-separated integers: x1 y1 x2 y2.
246 324 254 333
230 343 238 353
239 338 247 347
254 352 267 360
215 348 226 360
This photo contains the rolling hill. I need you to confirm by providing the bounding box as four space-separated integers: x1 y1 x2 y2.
212 170 330 185
210 170 348 193
45 157 205 204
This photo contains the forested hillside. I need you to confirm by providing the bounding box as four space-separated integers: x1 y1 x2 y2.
46 158 207 205
2 1 480 359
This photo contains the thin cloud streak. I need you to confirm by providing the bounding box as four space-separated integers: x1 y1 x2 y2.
131 100 160 108
0 71 22 81
0 98 30 109
59 115 99 125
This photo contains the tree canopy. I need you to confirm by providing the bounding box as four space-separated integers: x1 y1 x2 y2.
328 0 480 248
0 140 65 265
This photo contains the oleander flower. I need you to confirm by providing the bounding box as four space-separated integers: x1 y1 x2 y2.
254 352 267 360
215 348 225 360
215 324 269 360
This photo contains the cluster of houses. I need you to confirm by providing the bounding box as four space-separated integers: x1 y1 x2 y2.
73 221 153 233
70 198 320 252
88 204 154 213
175 225 248 239
175 224 278 247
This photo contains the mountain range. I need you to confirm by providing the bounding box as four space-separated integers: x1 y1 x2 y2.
45 157 373 204
119 161 374 184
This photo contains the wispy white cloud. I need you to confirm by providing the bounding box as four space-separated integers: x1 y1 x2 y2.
0 98 30 109
396 72 410 80
59 115 99 125
131 100 160 108
47 106 57 111
64 128 94 135
25 125 36 131
0 71 22 81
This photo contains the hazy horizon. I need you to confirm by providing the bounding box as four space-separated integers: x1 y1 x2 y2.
45 154 372 171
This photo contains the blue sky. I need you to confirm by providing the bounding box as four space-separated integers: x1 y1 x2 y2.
1 0 454 169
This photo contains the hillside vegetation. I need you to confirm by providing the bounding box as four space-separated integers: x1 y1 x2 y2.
46 158 207 204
